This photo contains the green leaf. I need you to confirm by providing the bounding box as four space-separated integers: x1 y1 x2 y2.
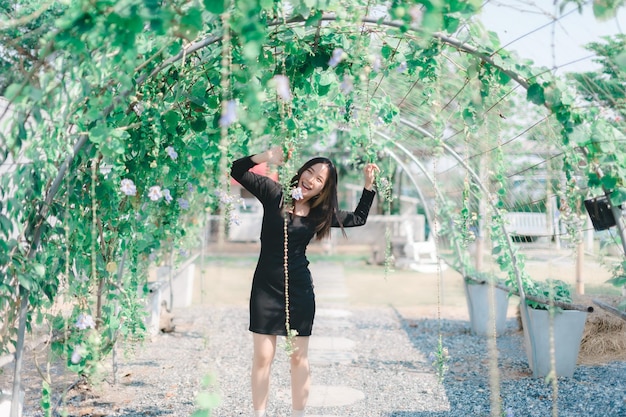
32 263 46 278
191 117 208 132
381 44 393 59
180 7 203 39
305 10 323 26
4 83 23 101
0 214 12 237
196 392 220 409
601 175 618 190
18 274 37 292
610 188 626 206
592 0 618 20
526 83 545 105
204 0 225 14
163 111 181 134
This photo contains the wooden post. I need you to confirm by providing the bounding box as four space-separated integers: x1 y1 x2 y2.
576 240 585 295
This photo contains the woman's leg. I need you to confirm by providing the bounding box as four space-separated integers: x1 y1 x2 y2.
290 336 311 413
251 333 277 412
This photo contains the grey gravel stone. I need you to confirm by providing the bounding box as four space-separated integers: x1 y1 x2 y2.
12 304 626 417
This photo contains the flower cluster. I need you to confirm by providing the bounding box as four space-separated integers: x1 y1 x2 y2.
120 179 137 196
177 198 190 210
215 190 245 226
165 146 178 160
75 313 96 330
273 75 292 101
215 190 245 208
429 337 450 384
340 75 353 94
148 185 162 201
328 48 344 68
120 146 190 209
219 100 238 127
291 187 303 201
71 344 87 364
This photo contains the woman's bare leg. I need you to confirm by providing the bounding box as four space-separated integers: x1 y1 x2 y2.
251 333 277 412
290 336 311 412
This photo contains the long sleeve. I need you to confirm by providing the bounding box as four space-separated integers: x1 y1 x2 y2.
333 188 376 227
230 156 281 206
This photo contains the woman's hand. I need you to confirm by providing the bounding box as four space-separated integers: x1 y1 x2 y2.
252 146 289 166
266 146 286 165
363 163 380 191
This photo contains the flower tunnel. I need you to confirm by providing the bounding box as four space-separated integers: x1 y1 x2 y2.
2 1 626 416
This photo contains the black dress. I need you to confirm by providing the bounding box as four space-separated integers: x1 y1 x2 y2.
230 156 376 336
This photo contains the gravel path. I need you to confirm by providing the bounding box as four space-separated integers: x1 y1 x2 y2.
6 258 625 417
31 304 621 417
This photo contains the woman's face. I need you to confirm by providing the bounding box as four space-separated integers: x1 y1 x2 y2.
298 163 330 201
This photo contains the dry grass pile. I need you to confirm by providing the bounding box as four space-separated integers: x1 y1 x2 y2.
576 295 626 365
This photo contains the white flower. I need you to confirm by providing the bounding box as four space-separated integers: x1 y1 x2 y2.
163 188 173 204
408 6 422 23
165 146 178 160
148 186 163 201
120 179 137 196
71 345 87 364
291 187 303 201
371 54 382 72
219 100 238 127
215 190 233 205
273 75 292 101
397 62 408 73
75 313 96 330
328 48 344 68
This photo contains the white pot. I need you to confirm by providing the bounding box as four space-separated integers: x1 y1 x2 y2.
0 390 24 417
520 304 588 378
464 281 509 336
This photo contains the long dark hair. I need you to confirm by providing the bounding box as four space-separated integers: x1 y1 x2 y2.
290 157 344 240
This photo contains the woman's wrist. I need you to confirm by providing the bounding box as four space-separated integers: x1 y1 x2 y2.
251 151 270 164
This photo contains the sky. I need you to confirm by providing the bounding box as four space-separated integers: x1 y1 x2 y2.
478 0 626 73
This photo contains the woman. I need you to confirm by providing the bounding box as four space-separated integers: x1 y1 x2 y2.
230 146 379 417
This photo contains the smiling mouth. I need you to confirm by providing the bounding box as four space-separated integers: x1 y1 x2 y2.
301 183 312 191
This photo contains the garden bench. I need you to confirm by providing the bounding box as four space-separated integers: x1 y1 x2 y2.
504 212 554 239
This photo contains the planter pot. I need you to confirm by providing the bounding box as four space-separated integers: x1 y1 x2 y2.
0 390 24 417
155 254 198 309
144 254 198 335
520 304 588 378
464 281 509 336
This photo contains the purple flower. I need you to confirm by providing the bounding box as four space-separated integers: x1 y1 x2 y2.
187 183 194 194
163 188 173 204
75 313 95 330
291 187 303 201
177 198 190 210
273 75 292 101
328 48 344 68
505 408 514 417
148 186 162 201
397 62 408 73
340 75 353 94
165 146 178 160
229 212 241 226
120 179 137 196
219 100 237 127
